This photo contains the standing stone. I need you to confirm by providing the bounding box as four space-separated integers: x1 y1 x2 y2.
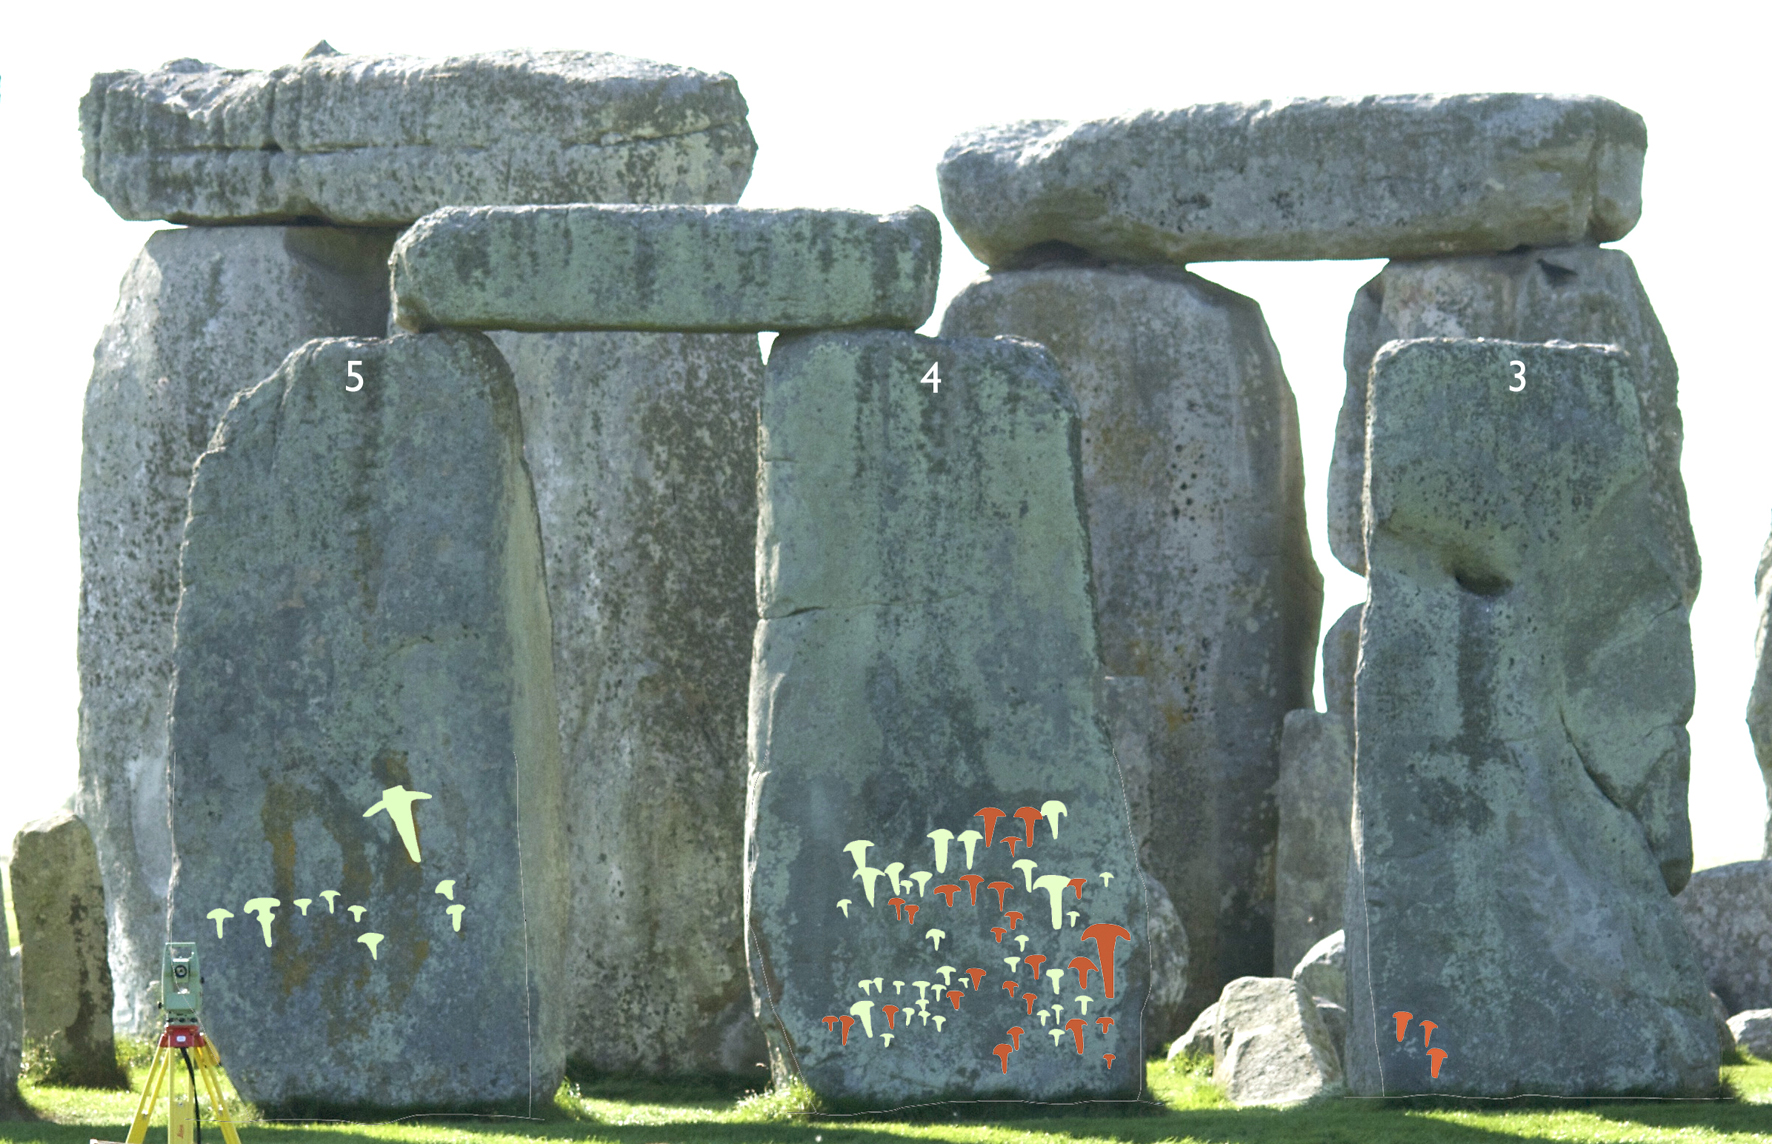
10 814 127 1088
1329 245 1696 604
487 330 766 1074
1212 976 1344 1105
938 95 1643 267
83 49 756 224
1749 527 1772 857
1 941 20 1118
1320 603 1361 720
165 331 566 1113
1273 712 1352 973
1673 860 1772 1015
746 330 1147 1106
79 226 395 1033
941 263 1321 1012
1348 338 1713 1096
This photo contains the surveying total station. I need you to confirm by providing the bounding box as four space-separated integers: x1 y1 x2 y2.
116 943 244 1144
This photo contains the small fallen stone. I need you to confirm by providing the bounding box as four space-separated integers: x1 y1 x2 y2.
1213 976 1344 1105
1291 930 1347 1010
1728 1010 1772 1059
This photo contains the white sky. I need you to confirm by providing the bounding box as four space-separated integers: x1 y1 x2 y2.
1 1 1767 871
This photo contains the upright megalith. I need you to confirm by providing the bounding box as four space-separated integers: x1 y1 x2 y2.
1 942 20 1119
1749 527 1772 857
165 331 566 1113
83 49 756 224
79 225 395 1033
489 329 766 1074
940 263 1320 1008
1348 338 1713 1096
1273 711 1351 974
746 330 1147 1107
938 95 1643 267
1329 245 1694 602
10 814 127 1088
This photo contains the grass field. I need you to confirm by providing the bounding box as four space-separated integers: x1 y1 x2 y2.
5 1052 1770 1144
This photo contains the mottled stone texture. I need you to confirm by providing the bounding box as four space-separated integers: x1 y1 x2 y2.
83 50 755 224
487 330 765 1075
1291 930 1345 1009
940 264 1321 1013
1348 338 1712 1096
166 331 565 1113
395 205 940 333
1330 245 1695 604
1674 860 1772 1016
0 944 20 1117
939 95 1642 267
1730 1011 1772 1057
746 330 1147 1107
1273 712 1351 973
1212 977 1344 1105
1321 604 1361 721
79 226 394 1033
1750 529 1772 857
11 814 127 1088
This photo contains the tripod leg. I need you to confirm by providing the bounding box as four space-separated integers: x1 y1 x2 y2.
194 1047 243 1144
125 1046 170 1144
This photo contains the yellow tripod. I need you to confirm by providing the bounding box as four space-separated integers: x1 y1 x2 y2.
122 1023 243 1144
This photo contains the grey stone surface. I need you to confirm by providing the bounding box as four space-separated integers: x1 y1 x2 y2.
941 263 1320 1017
393 205 940 334
1330 245 1695 603
79 226 394 1034
1673 860 1772 1015
1729 1010 1772 1059
1750 528 1772 857
165 331 566 1113
1274 713 1352 973
0 945 20 1118
1212 976 1344 1106
1315 999 1348 1064
745 329 1147 1106
1168 1001 1218 1060
1321 604 1361 721
1141 872 1191 1050
488 330 765 1075
1291 929 1346 1010
11 813 126 1088
938 95 1643 268
1712 992 1736 1057
83 50 754 224
1347 338 1713 1097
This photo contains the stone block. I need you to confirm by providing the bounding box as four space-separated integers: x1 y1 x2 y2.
1167 1001 1218 1061
1321 604 1361 721
393 205 940 333
746 330 1146 1106
939 95 1643 267
0 945 19 1118
11 813 126 1088
1750 530 1772 857
1291 929 1346 1010
1212 976 1344 1106
79 226 394 1033
1274 712 1352 973
941 263 1320 1012
83 49 754 224
1730 1010 1772 1059
1329 245 1695 603
165 331 566 1113
1674 860 1772 1015
1347 338 1713 1096
488 330 765 1075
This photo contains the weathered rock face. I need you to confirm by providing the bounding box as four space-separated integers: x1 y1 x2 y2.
1347 338 1713 1097
487 330 765 1075
940 263 1320 1011
1321 604 1361 721
938 95 1643 268
1274 712 1352 973
79 225 395 1033
1167 1001 1218 1060
1673 860 1772 1015
1730 1010 1772 1058
165 331 566 1113
83 49 755 224
1329 245 1695 604
10 814 127 1088
395 205 940 333
0 946 21 1117
1212 976 1344 1106
746 330 1147 1106
1140 872 1190 1049
1291 929 1346 1010
1750 529 1772 858
1711 993 1737 1057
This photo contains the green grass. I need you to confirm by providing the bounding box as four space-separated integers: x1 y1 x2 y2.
4 1053 1768 1144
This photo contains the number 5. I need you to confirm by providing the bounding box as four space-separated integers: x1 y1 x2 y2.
1508 360 1525 392
346 360 364 392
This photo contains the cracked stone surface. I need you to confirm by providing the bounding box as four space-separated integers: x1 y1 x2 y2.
395 205 940 333
83 49 755 224
938 94 1643 267
745 330 1146 1106
78 225 395 1034
1346 338 1712 1096
166 331 566 1113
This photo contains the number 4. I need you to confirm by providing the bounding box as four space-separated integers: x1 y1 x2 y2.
346 360 364 392
920 363 941 394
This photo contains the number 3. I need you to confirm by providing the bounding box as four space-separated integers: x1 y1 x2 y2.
346 360 364 392
1508 360 1525 392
